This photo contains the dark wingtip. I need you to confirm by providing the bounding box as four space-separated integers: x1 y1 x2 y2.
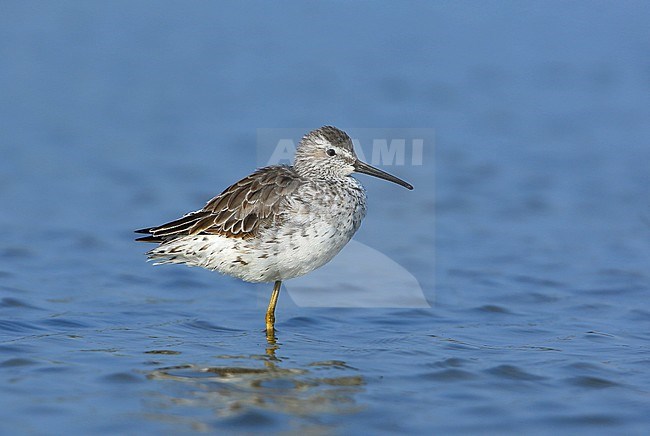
135 235 162 243
135 227 160 242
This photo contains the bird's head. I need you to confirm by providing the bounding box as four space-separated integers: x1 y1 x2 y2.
294 126 413 190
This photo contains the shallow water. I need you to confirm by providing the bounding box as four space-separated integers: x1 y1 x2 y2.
2 2 650 435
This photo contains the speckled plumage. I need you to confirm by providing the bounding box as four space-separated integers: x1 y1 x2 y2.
136 126 413 333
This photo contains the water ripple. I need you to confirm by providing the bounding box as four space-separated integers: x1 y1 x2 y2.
0 298 44 310
0 320 46 333
0 358 38 367
424 369 478 381
566 376 620 389
485 365 546 381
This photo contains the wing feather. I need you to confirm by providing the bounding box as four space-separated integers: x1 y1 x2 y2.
135 166 303 242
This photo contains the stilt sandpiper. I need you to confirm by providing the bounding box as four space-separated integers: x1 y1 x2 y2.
136 126 413 337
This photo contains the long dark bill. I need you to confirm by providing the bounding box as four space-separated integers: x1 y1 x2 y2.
353 160 414 190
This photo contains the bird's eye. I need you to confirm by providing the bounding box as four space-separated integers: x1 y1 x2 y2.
326 149 336 157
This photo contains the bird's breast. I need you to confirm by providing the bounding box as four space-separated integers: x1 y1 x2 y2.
255 178 367 280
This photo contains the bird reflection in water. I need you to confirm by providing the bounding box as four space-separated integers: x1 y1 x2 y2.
145 334 365 431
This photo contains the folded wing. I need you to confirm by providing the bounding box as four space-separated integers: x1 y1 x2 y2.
135 166 303 242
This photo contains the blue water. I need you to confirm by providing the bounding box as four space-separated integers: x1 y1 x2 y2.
2 1 650 434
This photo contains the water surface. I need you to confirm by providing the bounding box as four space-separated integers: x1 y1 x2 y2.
1 2 650 434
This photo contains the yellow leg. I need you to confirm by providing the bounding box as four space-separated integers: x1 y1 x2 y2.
265 280 281 337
